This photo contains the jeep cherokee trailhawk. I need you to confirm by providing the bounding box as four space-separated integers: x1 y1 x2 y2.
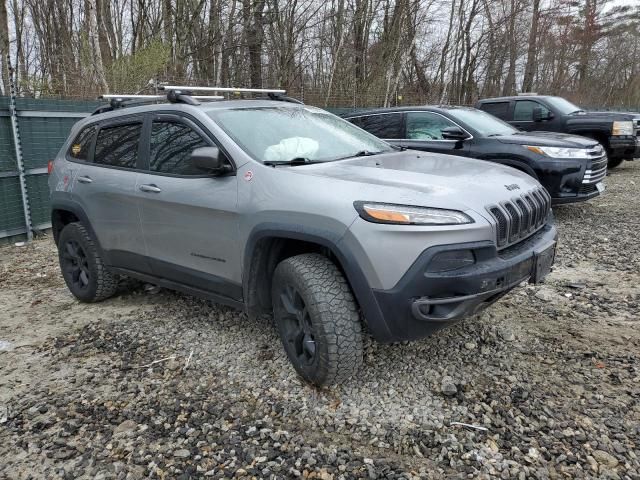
49 87 558 386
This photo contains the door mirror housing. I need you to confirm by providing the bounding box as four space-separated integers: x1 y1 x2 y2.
190 147 230 175
441 126 470 141
532 107 553 122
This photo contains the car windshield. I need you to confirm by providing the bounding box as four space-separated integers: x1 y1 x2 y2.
545 97 583 114
447 108 518 137
207 106 393 163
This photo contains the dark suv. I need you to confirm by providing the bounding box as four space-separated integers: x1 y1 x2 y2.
476 95 639 169
343 106 607 204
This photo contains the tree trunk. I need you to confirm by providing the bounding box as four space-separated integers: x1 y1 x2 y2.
0 0 10 94
521 0 540 92
85 0 109 92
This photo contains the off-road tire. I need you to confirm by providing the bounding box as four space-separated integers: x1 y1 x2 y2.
272 253 363 386
57 222 118 302
607 156 624 170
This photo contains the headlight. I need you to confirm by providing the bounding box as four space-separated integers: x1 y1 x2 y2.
525 145 592 159
612 121 633 136
354 202 473 225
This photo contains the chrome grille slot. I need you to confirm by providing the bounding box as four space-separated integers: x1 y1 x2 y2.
490 207 508 247
515 199 530 233
504 203 520 243
487 187 551 250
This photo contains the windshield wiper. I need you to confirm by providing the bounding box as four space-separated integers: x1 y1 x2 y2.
263 157 320 166
333 150 385 161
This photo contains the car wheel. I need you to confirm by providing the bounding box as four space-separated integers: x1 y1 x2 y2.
607 157 624 169
57 222 118 302
272 253 363 386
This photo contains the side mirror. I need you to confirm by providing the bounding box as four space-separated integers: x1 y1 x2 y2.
190 146 229 175
532 107 543 122
441 126 470 141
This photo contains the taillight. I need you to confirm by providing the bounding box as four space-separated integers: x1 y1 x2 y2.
47 160 54 174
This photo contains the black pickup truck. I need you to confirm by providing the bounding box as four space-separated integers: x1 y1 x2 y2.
476 95 639 169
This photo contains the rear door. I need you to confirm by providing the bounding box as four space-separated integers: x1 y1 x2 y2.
73 115 149 271
398 111 469 155
136 113 242 300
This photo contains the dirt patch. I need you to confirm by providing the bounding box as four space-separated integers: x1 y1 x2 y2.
1 162 639 479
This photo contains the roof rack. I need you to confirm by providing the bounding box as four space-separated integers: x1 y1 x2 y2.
92 85 302 115
160 85 303 104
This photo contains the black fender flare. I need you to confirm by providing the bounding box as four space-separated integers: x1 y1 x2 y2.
50 199 107 259
243 223 393 342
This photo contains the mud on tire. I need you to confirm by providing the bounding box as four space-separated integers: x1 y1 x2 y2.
271 253 363 386
57 222 118 302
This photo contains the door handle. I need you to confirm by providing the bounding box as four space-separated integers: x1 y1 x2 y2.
139 184 162 193
77 176 93 184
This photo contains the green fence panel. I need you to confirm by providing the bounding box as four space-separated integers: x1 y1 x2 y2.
0 177 25 235
25 174 50 227
18 116 81 169
15 97 102 112
0 116 16 172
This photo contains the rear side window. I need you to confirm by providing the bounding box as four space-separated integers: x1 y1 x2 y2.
513 101 551 121
67 125 96 161
480 102 510 120
94 123 142 169
149 121 210 175
349 113 403 139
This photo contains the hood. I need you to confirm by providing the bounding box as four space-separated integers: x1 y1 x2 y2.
290 151 541 214
494 131 599 148
571 111 636 121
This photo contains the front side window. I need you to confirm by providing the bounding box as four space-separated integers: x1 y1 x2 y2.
68 125 96 161
208 106 393 163
447 108 517 137
514 101 550 121
149 121 210 175
351 113 403 139
94 123 142 168
406 112 457 140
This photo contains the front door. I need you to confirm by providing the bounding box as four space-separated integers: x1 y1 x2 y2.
399 111 468 155
511 100 556 132
136 114 242 300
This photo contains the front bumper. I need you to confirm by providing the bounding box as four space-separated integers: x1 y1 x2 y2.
369 222 557 342
536 155 606 205
609 136 637 159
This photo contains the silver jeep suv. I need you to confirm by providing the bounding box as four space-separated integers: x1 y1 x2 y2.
49 91 557 386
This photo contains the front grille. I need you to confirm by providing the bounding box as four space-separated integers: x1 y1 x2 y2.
579 183 598 195
582 147 607 186
487 187 551 249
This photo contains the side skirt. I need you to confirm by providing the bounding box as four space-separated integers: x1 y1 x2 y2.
110 267 245 311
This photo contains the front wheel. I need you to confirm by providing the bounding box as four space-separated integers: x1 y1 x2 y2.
272 254 363 386
607 157 624 170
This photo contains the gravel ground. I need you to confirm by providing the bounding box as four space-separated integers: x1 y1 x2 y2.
1 162 639 480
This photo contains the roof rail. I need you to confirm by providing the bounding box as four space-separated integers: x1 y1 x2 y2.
161 85 286 94
92 91 225 115
517 92 539 96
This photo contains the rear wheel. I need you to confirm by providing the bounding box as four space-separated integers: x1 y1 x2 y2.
272 253 363 386
57 222 118 302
